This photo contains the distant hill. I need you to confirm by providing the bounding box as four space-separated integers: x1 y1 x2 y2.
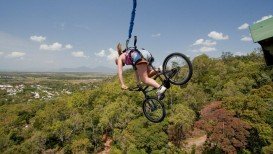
58 66 116 73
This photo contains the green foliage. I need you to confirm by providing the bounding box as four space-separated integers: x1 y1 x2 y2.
109 146 123 154
115 117 169 153
262 143 273 154
71 137 91 153
172 83 209 113
0 51 272 153
167 104 196 146
223 85 273 146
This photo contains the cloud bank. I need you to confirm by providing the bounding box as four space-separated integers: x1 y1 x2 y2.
238 23 249 30
30 35 46 43
72 51 88 58
208 31 229 40
95 48 118 60
7 51 26 58
255 15 272 23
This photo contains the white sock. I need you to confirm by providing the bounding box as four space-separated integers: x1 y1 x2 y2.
158 86 167 94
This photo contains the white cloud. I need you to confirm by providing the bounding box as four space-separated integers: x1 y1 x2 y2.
208 31 229 40
95 50 106 57
30 35 46 43
238 23 249 30
40 42 63 51
7 51 26 58
65 44 73 49
193 39 217 46
31 34 73 50
255 15 272 23
241 36 252 42
107 48 118 60
152 33 161 37
200 47 216 53
0 52 4 56
72 51 88 58
95 48 118 61
193 39 204 45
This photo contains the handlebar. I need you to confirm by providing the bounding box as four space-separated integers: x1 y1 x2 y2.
128 84 157 94
128 84 143 91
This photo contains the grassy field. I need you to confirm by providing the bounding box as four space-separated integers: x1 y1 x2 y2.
0 72 114 84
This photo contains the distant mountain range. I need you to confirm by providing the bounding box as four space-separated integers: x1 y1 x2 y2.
58 66 116 73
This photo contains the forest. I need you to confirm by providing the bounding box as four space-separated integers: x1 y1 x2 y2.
0 50 272 154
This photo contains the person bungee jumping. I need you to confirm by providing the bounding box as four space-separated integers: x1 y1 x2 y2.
114 0 166 99
115 43 167 100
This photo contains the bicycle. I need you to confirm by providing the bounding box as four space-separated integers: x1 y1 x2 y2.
127 36 193 123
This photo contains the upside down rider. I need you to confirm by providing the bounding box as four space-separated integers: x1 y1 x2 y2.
115 43 167 100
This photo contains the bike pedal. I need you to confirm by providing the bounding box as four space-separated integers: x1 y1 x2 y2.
163 80 171 89
158 93 165 100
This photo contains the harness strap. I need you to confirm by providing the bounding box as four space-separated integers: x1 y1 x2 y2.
129 49 154 70
129 49 143 70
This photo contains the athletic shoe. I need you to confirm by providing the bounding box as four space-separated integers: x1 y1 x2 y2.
157 85 166 100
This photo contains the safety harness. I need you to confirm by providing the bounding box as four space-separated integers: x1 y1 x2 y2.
128 49 154 70
125 0 155 70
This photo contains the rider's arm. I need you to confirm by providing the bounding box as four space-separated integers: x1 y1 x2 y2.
135 71 140 84
117 57 126 87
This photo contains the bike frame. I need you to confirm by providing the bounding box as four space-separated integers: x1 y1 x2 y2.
130 65 169 99
127 36 191 123
128 35 175 98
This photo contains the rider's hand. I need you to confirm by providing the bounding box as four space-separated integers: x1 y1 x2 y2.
121 85 128 90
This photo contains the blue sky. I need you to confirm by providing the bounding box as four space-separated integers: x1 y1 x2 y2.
0 0 272 72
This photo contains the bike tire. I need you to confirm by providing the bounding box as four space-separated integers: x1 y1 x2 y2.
162 52 193 85
142 97 166 123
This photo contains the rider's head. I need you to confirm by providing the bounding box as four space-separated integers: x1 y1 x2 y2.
115 43 125 66
117 43 123 56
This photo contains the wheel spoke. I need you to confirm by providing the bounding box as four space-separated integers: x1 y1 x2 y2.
163 53 193 85
143 98 165 123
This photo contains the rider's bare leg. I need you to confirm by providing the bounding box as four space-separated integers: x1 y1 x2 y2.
136 63 160 88
147 67 158 78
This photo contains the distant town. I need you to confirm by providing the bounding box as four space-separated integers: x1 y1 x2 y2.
0 72 113 104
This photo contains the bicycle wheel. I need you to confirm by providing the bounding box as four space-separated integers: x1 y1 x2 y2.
163 52 193 85
143 98 166 123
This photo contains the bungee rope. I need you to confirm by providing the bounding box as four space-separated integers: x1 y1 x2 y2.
128 0 137 39
126 0 137 49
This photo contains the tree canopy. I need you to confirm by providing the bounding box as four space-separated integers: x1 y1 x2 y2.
0 50 272 153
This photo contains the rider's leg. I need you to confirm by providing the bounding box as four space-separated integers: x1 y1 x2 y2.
147 66 158 78
136 63 160 88
137 63 166 100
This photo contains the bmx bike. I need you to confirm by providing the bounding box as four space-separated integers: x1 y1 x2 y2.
127 36 193 123
129 52 193 123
